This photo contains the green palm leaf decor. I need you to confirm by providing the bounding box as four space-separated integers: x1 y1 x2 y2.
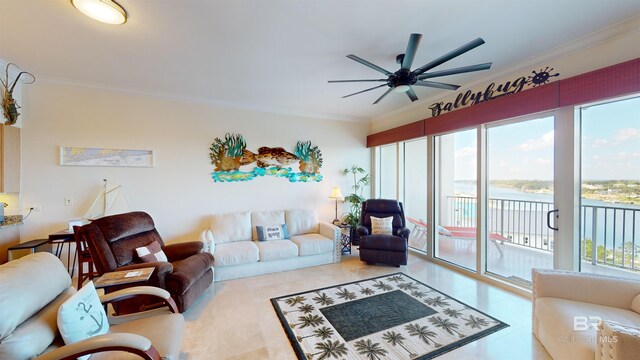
335 287 357 300
405 323 442 348
398 282 418 291
307 340 348 360
291 314 325 329
429 316 465 338
285 303 315 315
382 331 418 358
284 296 307 307
443 308 464 319
372 280 392 291
312 292 334 306
387 275 405 283
354 339 388 360
425 296 450 308
464 315 491 329
297 326 335 343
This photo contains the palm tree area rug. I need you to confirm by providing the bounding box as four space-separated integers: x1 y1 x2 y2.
271 273 509 360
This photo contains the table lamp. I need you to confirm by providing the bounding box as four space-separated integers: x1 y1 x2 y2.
328 186 344 225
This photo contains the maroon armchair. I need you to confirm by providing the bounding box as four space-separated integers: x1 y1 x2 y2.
356 199 410 266
76 211 214 313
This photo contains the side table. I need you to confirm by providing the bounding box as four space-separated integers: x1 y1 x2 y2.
336 224 352 255
93 267 155 290
92 267 155 315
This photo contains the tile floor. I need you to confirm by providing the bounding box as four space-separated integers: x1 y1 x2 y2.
180 250 552 360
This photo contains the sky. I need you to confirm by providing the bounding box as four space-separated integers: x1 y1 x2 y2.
453 96 640 181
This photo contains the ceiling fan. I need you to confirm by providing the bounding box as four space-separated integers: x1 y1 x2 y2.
329 33 492 104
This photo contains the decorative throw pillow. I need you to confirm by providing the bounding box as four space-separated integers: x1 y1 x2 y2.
256 224 289 241
135 241 168 262
371 216 393 235
57 281 109 360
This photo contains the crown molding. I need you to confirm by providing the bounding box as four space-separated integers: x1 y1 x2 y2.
38 77 369 124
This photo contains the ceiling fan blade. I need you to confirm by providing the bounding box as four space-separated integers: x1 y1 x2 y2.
342 84 388 98
413 37 486 76
401 33 422 70
414 80 460 91
373 87 394 105
347 54 393 76
328 79 388 83
417 62 492 80
406 86 418 102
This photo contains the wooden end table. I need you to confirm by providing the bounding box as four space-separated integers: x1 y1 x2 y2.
93 267 155 290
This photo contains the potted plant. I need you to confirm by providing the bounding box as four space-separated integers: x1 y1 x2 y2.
341 165 370 245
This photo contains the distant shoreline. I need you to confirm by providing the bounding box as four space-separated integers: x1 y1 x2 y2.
455 180 640 206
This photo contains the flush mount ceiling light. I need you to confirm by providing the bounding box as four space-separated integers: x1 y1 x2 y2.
71 0 127 25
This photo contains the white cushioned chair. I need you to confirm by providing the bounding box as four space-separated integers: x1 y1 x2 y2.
532 268 640 360
0 252 184 360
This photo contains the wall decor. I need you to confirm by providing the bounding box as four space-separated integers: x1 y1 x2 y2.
1 63 35 125
428 67 560 117
60 147 154 167
209 133 323 183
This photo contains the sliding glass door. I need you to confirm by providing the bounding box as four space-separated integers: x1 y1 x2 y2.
580 96 640 279
403 138 428 252
434 129 478 271
485 116 555 283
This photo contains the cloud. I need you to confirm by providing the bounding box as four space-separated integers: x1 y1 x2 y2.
592 139 608 148
455 146 476 158
519 131 554 151
614 128 640 141
535 158 551 165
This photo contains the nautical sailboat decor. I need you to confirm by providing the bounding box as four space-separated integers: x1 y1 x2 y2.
84 179 132 220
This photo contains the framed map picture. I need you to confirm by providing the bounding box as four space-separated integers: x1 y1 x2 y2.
60 146 154 167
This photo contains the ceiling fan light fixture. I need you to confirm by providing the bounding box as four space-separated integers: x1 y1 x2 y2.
71 0 127 25
393 84 411 93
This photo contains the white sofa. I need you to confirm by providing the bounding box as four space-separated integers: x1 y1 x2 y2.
200 209 340 281
532 268 640 360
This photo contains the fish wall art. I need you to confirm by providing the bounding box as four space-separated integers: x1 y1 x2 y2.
209 133 323 183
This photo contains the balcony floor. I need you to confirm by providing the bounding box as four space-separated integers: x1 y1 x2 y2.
410 236 640 282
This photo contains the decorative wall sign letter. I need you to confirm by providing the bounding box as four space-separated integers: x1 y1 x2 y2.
428 67 559 117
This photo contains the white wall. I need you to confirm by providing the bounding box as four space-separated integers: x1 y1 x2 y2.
20 81 369 243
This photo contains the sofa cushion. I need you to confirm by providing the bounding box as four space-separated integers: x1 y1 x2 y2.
255 240 299 262
251 210 286 240
211 211 252 244
535 297 640 360
290 233 333 256
286 209 319 236
0 287 76 360
213 241 259 267
0 252 71 341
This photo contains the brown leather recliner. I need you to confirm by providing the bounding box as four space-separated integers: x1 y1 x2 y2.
76 211 214 313
356 199 410 267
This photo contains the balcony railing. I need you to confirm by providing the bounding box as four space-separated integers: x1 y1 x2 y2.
446 196 640 272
